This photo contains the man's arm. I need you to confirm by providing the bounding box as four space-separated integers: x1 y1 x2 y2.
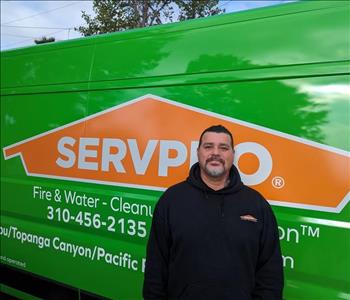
253 200 284 300
143 199 171 300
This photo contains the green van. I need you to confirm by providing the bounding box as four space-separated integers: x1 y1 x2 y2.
1 1 349 299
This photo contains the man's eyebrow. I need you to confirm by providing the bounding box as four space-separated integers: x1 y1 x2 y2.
202 142 230 147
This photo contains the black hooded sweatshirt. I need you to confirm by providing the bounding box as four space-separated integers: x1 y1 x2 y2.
143 163 283 300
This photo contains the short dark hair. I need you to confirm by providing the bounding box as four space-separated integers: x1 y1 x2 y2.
198 125 234 149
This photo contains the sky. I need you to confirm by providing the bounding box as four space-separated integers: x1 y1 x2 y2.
1 1 296 51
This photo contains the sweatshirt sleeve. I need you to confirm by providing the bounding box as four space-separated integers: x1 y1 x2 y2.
253 200 284 300
143 197 171 300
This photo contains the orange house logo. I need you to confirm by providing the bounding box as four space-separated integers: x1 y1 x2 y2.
3 95 350 213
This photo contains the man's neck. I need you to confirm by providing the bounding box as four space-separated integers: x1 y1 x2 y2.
200 170 229 191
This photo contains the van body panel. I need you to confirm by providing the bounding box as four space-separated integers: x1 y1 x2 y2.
1 1 349 299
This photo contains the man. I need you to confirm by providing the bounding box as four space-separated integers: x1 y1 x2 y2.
143 125 284 300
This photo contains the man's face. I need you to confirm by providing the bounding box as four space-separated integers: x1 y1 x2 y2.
197 131 234 179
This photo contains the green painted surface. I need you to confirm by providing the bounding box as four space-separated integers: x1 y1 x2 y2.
1 1 349 299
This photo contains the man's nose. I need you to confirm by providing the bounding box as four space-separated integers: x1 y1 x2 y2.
211 146 219 155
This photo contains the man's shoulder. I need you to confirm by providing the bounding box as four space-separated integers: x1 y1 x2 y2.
161 180 191 199
154 180 192 214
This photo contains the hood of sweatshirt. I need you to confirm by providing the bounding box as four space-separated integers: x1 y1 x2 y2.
186 162 243 195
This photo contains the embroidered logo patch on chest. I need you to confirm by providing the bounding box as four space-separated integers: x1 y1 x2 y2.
240 215 258 222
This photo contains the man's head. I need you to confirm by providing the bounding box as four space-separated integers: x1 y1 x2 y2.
197 125 235 180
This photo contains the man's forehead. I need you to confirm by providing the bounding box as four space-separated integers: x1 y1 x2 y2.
201 132 232 144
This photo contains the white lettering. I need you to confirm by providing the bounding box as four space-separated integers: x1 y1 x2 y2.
282 255 295 269
128 139 158 175
10 227 50 249
190 141 199 167
158 140 187 176
56 136 76 168
110 196 153 217
234 142 272 185
101 138 126 172
78 138 99 170
53 237 92 258
64 190 100 207
56 136 275 187
96 247 138 271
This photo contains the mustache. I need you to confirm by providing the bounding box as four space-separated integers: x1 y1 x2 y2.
206 156 225 165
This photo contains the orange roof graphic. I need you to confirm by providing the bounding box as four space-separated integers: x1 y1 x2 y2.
3 95 350 213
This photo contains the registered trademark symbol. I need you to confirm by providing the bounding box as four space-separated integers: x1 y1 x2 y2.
272 176 285 189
